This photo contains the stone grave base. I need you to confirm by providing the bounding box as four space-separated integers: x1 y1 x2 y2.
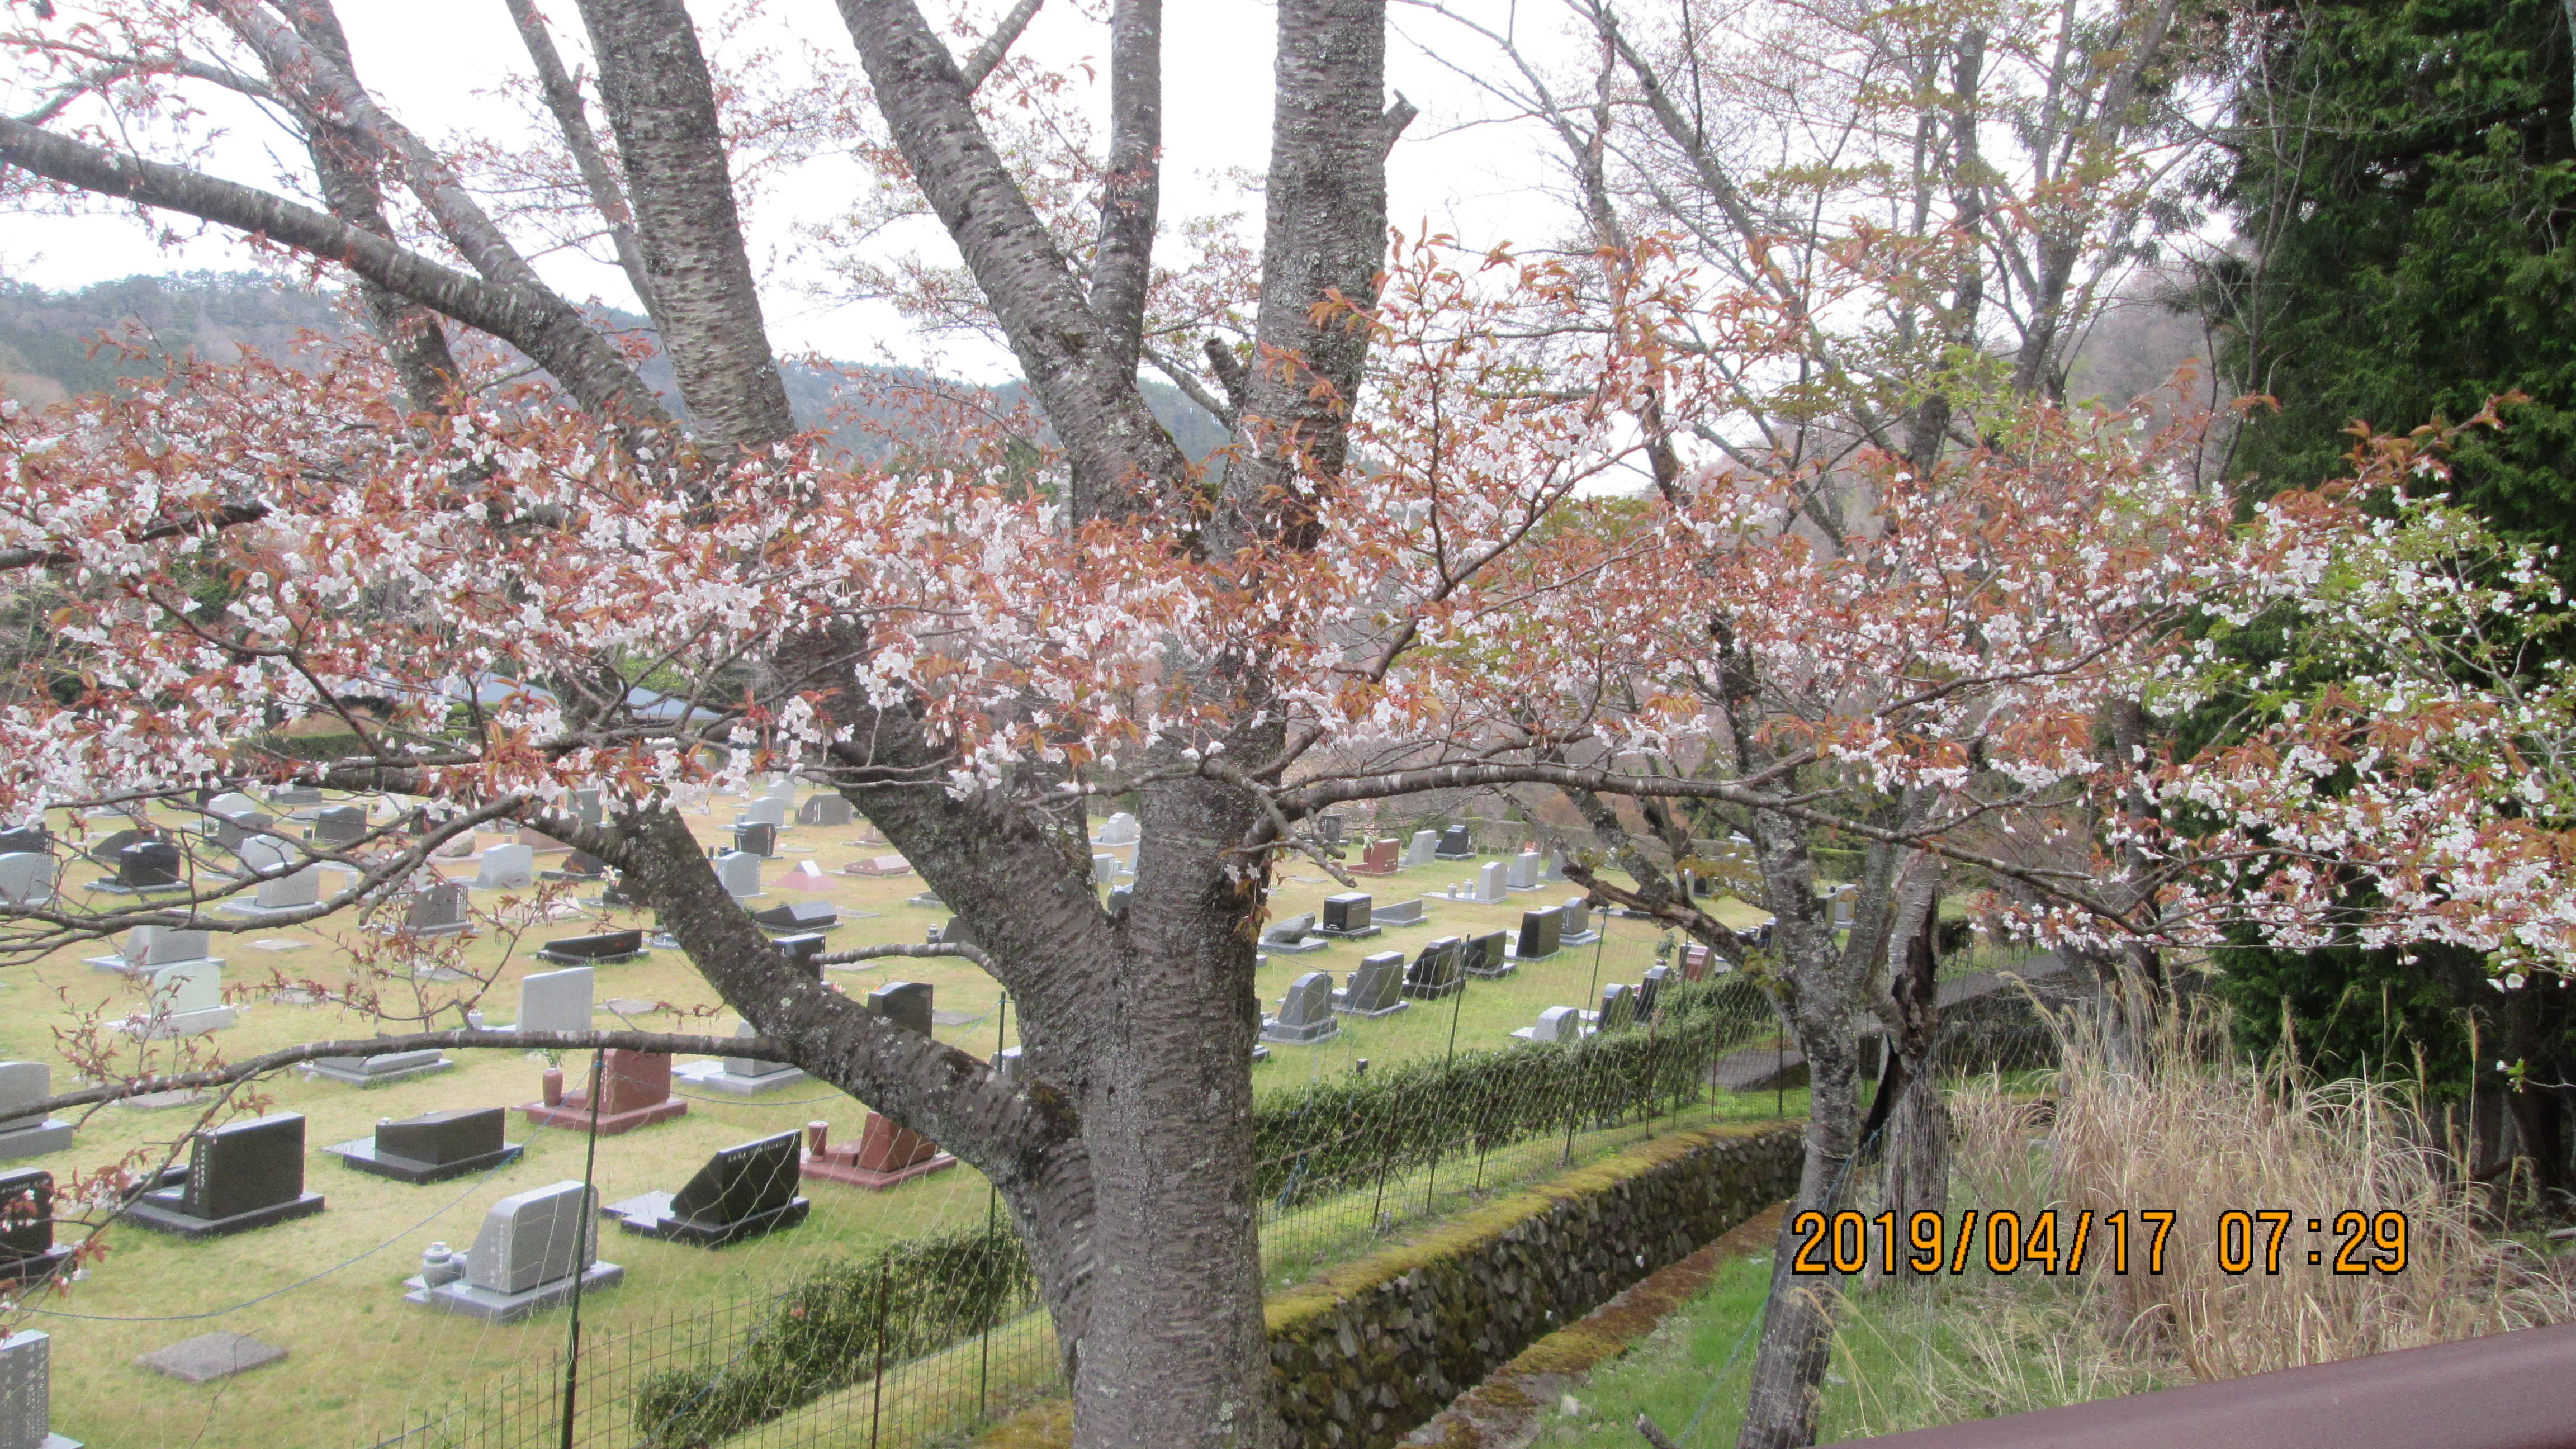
535 870 609 886
1505 947 1559 964
1461 961 1519 980
134 1330 286 1384
802 1152 955 1191
673 1060 809 1096
904 892 944 908
1400 981 1464 1001
531 946 646 967
1261 936 1329 954
404 1262 622 1323
115 1006 236 1040
0 1243 74 1285
300 1052 453 1087
1251 1045 1270 1062
84 879 190 896
1331 1000 1409 1020
600 1190 811 1247
1562 929 1602 946
216 901 314 922
380 920 475 939
1314 925 1382 942
1434 850 1478 861
1258 1020 1339 1046
519 1096 688 1137
124 1188 324 1240
0 1120 74 1160
1374 905 1428 928
324 1136 523 1186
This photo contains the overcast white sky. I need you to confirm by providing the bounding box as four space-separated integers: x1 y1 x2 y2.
0 1 1578 381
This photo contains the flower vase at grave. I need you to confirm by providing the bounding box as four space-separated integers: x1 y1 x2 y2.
541 1066 564 1107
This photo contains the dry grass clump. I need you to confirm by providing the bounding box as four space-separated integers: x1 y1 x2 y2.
1947 1002 2576 1385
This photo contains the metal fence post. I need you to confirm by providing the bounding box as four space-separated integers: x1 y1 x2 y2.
870 1257 892 1449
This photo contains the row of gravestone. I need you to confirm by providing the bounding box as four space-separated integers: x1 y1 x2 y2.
0 971 963 1355
1257 897 1605 1046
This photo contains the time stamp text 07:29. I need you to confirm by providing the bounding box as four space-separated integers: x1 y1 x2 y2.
1786 1209 2412 1277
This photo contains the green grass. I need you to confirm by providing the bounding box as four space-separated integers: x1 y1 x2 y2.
1532 1245 2170 1446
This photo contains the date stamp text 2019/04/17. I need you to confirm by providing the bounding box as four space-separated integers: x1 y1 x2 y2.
1786 1209 2411 1277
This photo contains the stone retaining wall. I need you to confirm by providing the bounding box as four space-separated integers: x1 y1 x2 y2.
1261 1122 1800 1448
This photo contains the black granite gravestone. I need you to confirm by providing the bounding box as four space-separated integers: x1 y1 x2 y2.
731 821 778 858
0 826 49 855
603 1130 808 1247
117 840 182 889
1435 824 1475 859
127 1113 324 1238
0 1167 72 1284
775 932 827 977
1512 907 1562 962
750 900 836 932
797 794 854 827
868 981 934 1037
1460 929 1516 978
1318 893 1377 938
328 1108 523 1185
533 930 646 965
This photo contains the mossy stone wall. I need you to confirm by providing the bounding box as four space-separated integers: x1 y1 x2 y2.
1260 1122 1798 1448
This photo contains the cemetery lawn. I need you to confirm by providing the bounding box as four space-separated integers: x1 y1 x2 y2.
6 798 1785 1449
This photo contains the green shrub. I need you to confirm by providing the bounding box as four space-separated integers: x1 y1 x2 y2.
1252 975 1774 1208
632 1224 1035 1447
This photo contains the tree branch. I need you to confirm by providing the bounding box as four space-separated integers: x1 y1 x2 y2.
504 0 661 323
571 0 797 448
0 117 667 425
18 1027 783 1121
958 0 1045 91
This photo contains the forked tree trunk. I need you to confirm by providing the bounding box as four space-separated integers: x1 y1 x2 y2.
1875 866 1948 1243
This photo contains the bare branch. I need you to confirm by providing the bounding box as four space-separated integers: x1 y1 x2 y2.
958 0 1045 91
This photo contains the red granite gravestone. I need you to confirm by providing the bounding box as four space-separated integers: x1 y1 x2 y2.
520 1049 686 1136
1348 837 1401 876
799 1116 956 1190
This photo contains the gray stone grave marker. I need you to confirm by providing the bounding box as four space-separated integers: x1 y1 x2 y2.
0 1328 78 1449
405 1180 620 1321
1506 850 1542 892
1512 1006 1584 1044
1403 830 1438 868
1559 895 1599 945
0 853 52 907
134 1331 287 1385
472 843 534 890
0 1063 73 1161
1260 972 1338 1044
716 849 763 898
513 967 594 1034
1330 952 1408 1017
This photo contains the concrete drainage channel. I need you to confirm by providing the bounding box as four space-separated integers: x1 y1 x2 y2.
1400 1204 1785 1448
